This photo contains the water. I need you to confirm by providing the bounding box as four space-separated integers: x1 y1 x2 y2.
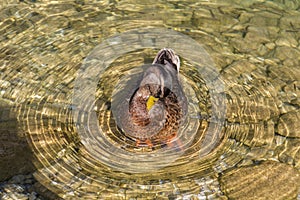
0 0 300 199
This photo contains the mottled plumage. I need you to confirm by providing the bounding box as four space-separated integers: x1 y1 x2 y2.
120 48 187 147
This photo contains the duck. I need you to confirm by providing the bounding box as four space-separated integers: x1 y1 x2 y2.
117 48 187 148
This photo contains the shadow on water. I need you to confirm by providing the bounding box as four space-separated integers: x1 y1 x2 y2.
0 100 61 199
0 100 34 181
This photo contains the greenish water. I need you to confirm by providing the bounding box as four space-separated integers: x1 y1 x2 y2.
0 0 300 199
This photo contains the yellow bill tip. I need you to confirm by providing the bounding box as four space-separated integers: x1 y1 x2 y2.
146 96 159 111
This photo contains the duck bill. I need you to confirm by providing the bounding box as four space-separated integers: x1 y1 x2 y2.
146 95 159 111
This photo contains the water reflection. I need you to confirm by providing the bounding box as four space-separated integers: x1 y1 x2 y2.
0 0 300 199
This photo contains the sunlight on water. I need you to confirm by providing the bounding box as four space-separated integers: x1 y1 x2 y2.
0 0 300 199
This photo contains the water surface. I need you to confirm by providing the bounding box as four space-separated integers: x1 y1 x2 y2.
0 0 300 199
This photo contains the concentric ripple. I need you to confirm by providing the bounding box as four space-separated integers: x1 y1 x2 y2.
10 28 228 197
72 28 226 173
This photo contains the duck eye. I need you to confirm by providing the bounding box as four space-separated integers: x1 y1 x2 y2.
146 95 159 111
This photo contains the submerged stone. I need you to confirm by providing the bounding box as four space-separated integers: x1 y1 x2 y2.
220 161 300 200
277 110 300 138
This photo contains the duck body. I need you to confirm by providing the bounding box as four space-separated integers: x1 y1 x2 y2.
116 49 187 147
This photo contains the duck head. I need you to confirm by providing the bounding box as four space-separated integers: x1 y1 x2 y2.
152 48 180 72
